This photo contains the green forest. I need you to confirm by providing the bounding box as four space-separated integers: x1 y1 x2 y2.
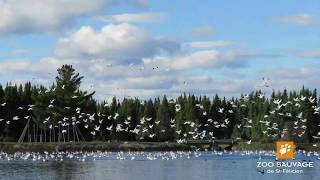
0 65 319 144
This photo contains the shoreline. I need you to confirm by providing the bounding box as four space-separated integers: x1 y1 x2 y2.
0 142 191 153
0 141 318 153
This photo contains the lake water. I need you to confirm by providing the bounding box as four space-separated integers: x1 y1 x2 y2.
0 151 319 180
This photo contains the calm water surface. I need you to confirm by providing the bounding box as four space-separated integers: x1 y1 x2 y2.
0 151 319 180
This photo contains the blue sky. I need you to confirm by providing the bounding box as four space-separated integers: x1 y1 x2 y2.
0 0 319 100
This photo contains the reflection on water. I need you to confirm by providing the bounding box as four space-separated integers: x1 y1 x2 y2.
0 151 319 180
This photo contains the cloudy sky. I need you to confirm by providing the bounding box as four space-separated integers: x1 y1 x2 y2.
0 0 319 100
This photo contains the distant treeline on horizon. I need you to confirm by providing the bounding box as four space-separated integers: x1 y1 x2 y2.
0 65 319 144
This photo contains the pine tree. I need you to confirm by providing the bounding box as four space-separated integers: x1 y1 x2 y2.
156 96 173 141
0 85 5 140
32 65 95 142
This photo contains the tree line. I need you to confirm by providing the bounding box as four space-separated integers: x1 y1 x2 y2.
0 65 319 143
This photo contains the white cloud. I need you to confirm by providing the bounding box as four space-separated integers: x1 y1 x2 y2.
0 57 79 76
0 0 109 34
111 75 175 90
170 77 251 95
96 12 167 24
273 14 319 26
290 49 320 58
11 49 29 55
0 50 256 100
258 67 319 95
89 73 252 100
54 23 180 63
262 67 316 80
143 50 253 70
2 56 318 101
88 59 171 79
184 40 234 49
188 26 214 36
0 60 30 73
126 0 149 8
0 0 150 34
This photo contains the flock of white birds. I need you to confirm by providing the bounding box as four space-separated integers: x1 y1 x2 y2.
0 76 320 162
0 149 319 162
0 85 319 146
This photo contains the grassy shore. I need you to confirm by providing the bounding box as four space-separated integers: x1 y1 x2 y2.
233 142 275 151
0 141 318 153
0 141 191 153
234 142 320 151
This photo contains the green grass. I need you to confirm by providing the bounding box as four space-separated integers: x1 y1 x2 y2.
234 142 275 151
0 141 318 153
234 142 320 151
0 141 190 153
